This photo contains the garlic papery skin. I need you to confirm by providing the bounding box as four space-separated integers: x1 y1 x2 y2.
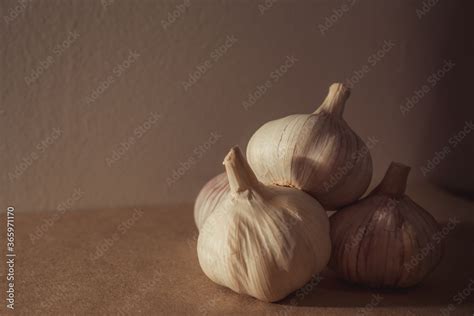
329 162 444 288
246 83 372 210
194 173 229 231
197 146 331 302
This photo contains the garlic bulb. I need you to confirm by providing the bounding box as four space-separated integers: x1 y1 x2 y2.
246 83 372 209
194 172 228 230
197 146 331 302
329 162 444 288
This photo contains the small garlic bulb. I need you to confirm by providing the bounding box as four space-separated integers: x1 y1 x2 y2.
194 173 228 230
246 83 372 209
197 146 331 302
329 162 444 288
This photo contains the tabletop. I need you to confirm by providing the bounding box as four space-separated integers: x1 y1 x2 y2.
1 181 473 315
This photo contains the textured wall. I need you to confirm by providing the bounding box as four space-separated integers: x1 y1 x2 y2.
1 0 472 212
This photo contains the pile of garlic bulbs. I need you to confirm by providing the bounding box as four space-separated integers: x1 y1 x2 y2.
194 83 444 302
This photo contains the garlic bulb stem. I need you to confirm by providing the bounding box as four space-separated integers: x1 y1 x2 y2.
315 83 351 117
224 146 260 193
373 162 411 198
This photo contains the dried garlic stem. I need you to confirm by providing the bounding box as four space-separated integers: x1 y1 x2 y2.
373 162 411 198
223 146 259 192
315 83 351 117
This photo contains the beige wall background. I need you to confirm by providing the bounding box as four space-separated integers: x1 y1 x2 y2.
1 0 473 212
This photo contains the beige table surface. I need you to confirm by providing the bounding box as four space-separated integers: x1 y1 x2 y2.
1 182 473 315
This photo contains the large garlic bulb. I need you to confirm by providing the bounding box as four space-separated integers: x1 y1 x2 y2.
329 162 444 288
194 173 228 230
197 146 331 302
246 83 372 209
